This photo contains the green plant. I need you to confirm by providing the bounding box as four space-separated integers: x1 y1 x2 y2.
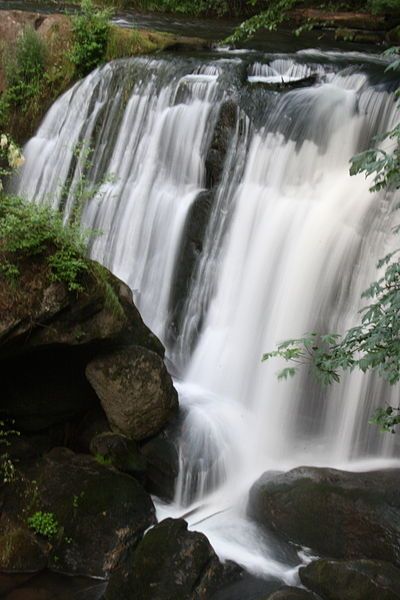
69 0 112 77
0 194 91 291
263 49 400 433
27 511 59 539
0 26 47 130
94 452 113 465
224 0 296 44
0 420 19 484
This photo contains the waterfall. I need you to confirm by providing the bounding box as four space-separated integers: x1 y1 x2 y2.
15 50 400 578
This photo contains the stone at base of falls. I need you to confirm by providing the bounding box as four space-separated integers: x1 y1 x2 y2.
299 559 400 600
86 346 179 441
139 428 179 501
247 467 400 566
104 518 226 600
90 432 147 479
267 587 320 600
0 447 156 578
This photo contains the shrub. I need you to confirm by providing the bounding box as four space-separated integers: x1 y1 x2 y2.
0 195 91 291
69 0 112 77
27 511 59 539
4 26 46 107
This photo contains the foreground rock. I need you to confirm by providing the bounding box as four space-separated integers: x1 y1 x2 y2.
0 255 169 432
300 559 400 600
105 518 225 600
268 588 320 600
0 448 156 578
86 346 178 441
248 467 400 565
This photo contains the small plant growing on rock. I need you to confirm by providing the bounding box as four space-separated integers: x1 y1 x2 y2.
27 511 59 539
69 0 112 77
0 419 19 484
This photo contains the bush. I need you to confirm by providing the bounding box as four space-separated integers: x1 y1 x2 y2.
4 26 46 107
69 0 112 77
27 511 59 539
0 195 91 291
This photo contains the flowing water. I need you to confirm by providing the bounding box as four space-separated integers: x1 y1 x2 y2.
15 48 400 584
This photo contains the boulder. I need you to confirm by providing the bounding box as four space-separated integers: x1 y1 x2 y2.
0 447 156 578
248 467 400 565
105 518 225 600
140 429 179 501
267 587 320 600
0 523 47 574
90 432 147 478
86 346 178 441
0 256 164 432
299 559 400 600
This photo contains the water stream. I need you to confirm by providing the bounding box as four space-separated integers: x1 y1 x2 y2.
15 47 400 583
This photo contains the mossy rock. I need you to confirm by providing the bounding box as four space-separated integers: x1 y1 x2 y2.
0 526 47 573
248 467 400 566
0 448 156 578
300 559 400 600
90 432 147 477
105 518 224 600
86 346 178 441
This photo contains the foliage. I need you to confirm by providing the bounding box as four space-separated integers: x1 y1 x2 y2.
133 0 255 16
69 0 112 77
4 26 46 106
350 51 400 192
225 0 296 44
0 194 91 291
0 420 19 484
0 27 47 131
27 511 59 539
263 50 400 433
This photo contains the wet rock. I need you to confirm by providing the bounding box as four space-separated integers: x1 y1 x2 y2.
90 432 147 478
205 100 238 189
248 467 400 565
86 346 178 441
0 523 47 574
267 587 320 600
105 518 225 600
299 559 400 600
0 256 164 432
0 256 162 357
0 447 156 578
140 429 179 501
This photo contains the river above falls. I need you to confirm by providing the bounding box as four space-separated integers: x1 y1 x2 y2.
0 0 389 54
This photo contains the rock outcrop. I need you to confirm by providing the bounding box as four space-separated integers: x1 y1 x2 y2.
248 467 400 566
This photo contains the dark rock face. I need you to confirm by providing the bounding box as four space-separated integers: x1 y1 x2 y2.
300 559 400 600
0 259 165 432
140 429 179 501
86 346 178 441
0 447 156 578
248 467 400 565
105 518 225 600
90 432 147 478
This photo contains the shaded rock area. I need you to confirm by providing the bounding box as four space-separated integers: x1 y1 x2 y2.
0 447 156 578
105 518 231 600
89 432 147 479
0 255 182 590
299 559 400 600
248 467 400 565
139 426 180 501
86 346 178 441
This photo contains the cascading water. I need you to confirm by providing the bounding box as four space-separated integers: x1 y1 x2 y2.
15 49 400 581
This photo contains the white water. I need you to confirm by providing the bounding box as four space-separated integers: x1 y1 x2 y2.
16 51 400 581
